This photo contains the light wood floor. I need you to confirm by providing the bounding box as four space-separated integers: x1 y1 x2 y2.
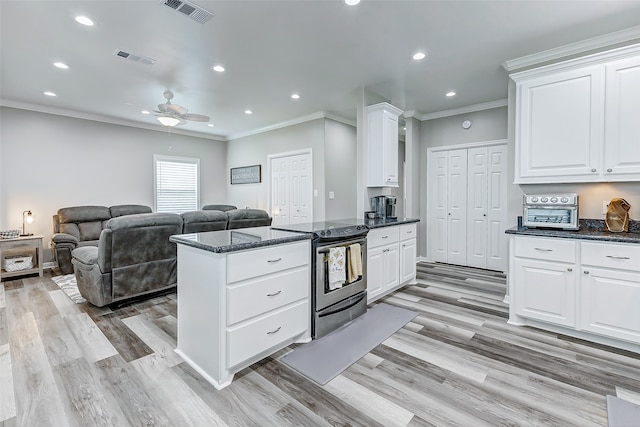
2 262 640 426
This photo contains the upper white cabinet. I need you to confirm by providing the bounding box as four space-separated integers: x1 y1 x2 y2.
366 102 403 187
512 44 640 183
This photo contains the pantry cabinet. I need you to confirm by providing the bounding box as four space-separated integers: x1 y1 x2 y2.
512 44 640 183
366 102 403 187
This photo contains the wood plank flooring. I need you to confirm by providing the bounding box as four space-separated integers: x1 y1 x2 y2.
2 262 640 426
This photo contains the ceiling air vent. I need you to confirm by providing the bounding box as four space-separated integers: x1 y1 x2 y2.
113 50 157 66
161 0 214 24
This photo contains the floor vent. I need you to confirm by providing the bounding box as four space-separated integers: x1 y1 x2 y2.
113 50 157 66
161 0 213 24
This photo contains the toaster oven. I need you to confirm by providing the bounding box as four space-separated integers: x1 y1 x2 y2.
523 193 579 230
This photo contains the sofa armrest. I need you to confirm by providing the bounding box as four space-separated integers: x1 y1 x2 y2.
52 233 79 247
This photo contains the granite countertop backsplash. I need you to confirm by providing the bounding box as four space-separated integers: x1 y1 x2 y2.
506 219 640 244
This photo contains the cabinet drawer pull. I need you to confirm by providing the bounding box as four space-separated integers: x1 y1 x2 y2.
584 271 590 275
607 168 613 173
266 290 282 297
591 168 597 173
266 326 281 335
534 248 553 252
381 236 389 239
267 258 282 263
406 230 413 234
567 268 572 272
606 255 630 260
383 249 389 253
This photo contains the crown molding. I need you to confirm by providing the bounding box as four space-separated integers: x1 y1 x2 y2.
227 111 354 141
420 98 508 121
502 25 640 72
0 99 227 141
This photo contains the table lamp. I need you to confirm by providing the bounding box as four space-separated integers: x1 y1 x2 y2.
21 210 34 236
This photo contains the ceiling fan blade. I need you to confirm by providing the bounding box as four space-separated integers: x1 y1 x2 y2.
183 113 210 122
157 104 170 112
166 104 188 115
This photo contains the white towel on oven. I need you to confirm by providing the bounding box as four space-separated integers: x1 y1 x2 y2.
328 247 346 290
347 243 362 283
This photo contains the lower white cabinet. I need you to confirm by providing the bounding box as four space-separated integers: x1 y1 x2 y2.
175 240 311 390
368 223 417 303
509 235 640 352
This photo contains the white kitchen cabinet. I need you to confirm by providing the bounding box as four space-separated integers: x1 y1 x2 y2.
367 224 418 303
399 223 417 285
512 44 640 183
580 241 640 344
512 236 577 328
509 235 640 352
366 102 403 187
175 239 311 390
428 143 507 271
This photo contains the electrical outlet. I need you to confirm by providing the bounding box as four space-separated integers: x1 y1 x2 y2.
602 201 609 215
329 191 335 200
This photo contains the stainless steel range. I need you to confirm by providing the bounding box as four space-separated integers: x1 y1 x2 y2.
271 221 368 338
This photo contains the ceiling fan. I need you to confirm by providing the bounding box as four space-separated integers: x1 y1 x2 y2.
155 90 210 127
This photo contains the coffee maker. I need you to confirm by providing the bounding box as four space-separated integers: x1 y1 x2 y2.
371 195 397 219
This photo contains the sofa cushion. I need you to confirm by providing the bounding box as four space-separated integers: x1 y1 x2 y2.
71 246 99 266
109 204 152 217
181 210 228 233
202 204 237 212
226 209 272 229
57 206 111 241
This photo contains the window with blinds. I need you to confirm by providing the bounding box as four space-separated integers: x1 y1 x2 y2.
154 155 200 214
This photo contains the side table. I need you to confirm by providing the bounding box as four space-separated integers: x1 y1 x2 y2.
0 235 44 280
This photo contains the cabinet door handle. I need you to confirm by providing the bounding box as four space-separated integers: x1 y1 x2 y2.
584 270 590 275
266 326 282 335
534 248 553 252
267 258 282 263
266 290 282 297
606 255 630 260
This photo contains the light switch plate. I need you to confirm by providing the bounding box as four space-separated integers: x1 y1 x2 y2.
329 191 335 199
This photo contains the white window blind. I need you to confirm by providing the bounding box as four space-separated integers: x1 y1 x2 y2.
154 155 200 214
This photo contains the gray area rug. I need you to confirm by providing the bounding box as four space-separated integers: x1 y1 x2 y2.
51 274 86 304
280 302 417 385
607 395 640 427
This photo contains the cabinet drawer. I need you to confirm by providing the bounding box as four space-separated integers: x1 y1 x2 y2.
581 241 640 270
514 236 576 263
227 241 309 284
368 226 399 248
399 223 417 241
227 266 309 325
227 300 309 367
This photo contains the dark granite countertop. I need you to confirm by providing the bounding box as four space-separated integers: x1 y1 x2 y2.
170 226 311 253
347 217 420 229
506 219 640 244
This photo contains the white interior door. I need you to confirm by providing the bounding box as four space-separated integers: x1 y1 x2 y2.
467 147 488 268
428 151 448 263
269 151 313 226
447 149 467 266
486 145 508 271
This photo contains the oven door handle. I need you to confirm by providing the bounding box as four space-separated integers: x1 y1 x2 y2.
317 239 367 254
318 292 366 318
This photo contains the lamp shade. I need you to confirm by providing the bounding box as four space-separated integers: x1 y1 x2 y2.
157 116 182 127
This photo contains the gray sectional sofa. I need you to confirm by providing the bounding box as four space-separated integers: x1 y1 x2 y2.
52 204 272 307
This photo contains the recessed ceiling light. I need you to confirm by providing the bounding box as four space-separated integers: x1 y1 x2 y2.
446 91 456 97
291 94 300 99
211 65 225 72
53 62 69 69
345 0 360 5
208 124 215 127
412 52 426 60
43 91 56 97
75 16 94 26
245 110 253 115
141 110 150 115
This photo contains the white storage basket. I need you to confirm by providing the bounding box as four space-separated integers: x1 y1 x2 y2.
3 255 33 272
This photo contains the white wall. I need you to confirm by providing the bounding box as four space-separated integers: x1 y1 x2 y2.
226 117 358 222
419 106 509 258
324 119 357 220
0 107 227 262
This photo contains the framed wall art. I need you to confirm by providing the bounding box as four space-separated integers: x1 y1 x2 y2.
230 164 261 184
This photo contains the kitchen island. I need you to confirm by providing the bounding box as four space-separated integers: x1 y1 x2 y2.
506 219 640 354
169 227 312 389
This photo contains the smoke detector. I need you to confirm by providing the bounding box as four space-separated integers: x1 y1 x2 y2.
161 0 214 24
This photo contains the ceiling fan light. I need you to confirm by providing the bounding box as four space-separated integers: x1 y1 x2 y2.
157 116 182 127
